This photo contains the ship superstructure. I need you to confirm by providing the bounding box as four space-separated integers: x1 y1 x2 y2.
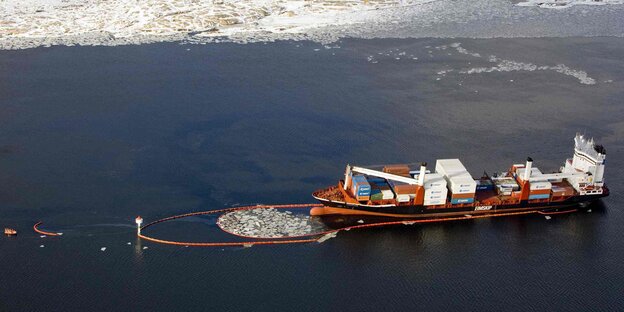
311 134 608 218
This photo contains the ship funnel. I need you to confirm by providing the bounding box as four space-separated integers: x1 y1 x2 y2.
523 157 533 181
418 162 427 186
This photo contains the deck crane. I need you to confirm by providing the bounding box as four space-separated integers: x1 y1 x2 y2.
343 163 427 191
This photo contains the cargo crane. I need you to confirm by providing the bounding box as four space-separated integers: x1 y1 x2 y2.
344 163 426 189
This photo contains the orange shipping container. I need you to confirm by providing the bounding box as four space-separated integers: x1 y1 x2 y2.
529 189 551 195
392 184 418 195
551 186 575 197
383 164 410 176
451 193 475 199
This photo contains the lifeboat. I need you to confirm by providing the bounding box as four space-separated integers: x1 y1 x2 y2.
4 228 17 236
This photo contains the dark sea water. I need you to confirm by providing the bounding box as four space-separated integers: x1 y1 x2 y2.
1 38 623 311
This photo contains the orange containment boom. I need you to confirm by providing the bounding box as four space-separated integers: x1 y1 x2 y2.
33 222 61 236
138 203 580 247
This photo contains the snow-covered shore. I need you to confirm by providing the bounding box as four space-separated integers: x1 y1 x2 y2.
0 0 435 49
1 0 624 50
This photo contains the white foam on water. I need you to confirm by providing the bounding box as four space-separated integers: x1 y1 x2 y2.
517 0 624 9
435 43 597 85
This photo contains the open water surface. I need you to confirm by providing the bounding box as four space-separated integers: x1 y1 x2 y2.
0 38 623 311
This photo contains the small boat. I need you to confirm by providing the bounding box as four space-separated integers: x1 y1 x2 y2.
4 228 17 236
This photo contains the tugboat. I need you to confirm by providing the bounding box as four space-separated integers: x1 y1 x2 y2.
312 133 608 219
4 228 17 236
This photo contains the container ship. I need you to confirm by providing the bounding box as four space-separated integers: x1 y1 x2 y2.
311 134 608 219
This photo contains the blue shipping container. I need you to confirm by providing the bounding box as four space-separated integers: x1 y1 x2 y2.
367 177 386 184
351 175 371 196
528 194 550 200
351 175 367 184
357 185 371 196
451 198 475 204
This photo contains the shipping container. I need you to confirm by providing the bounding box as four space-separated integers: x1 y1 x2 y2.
528 194 550 200
356 195 370 201
425 188 447 196
451 197 475 204
499 189 512 196
351 175 371 198
476 179 494 190
381 189 395 200
451 192 475 199
551 184 575 196
388 180 418 195
447 172 477 194
423 173 447 189
367 177 387 185
370 188 383 201
383 164 411 176
435 159 468 175
396 194 411 203
529 189 551 195
424 198 446 206
530 181 552 190
425 188 448 202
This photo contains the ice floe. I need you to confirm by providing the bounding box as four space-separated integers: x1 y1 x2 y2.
218 207 328 238
317 232 337 243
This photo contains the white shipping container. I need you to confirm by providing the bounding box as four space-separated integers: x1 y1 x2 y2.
447 172 477 194
381 189 395 200
530 181 552 190
426 195 444 200
423 173 447 189
424 198 446 206
425 187 448 198
396 194 411 202
435 159 468 176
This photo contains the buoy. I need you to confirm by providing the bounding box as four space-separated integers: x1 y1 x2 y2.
4 228 17 236
135 216 143 235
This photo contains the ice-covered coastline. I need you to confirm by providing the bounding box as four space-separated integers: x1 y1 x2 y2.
0 0 436 49
517 0 624 9
2 0 624 50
